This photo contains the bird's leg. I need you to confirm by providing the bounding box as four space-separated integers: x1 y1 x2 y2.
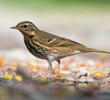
47 60 53 74
56 60 61 74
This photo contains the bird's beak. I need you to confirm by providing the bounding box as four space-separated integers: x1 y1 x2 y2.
11 26 17 29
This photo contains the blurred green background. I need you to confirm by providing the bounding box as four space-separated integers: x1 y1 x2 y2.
0 0 110 59
0 0 110 15
1 0 110 11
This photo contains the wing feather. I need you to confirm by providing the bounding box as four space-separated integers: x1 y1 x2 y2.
35 30 86 49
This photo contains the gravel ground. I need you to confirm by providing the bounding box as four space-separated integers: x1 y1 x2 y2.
0 49 110 100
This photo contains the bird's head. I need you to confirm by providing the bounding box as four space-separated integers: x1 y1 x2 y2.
11 21 38 36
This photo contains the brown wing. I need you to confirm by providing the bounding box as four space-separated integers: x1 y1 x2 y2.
32 30 87 58
36 30 86 49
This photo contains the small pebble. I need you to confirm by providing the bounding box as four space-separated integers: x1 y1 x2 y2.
29 61 38 68
15 76 23 82
75 71 89 78
78 77 94 83
4 75 12 80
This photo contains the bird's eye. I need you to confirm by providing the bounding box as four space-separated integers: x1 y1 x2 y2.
23 25 28 28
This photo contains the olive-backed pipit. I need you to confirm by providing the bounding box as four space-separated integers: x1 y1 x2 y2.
11 21 110 73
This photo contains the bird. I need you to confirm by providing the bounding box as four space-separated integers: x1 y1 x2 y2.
11 21 110 73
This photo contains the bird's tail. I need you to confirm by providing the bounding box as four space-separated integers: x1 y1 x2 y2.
80 47 110 54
